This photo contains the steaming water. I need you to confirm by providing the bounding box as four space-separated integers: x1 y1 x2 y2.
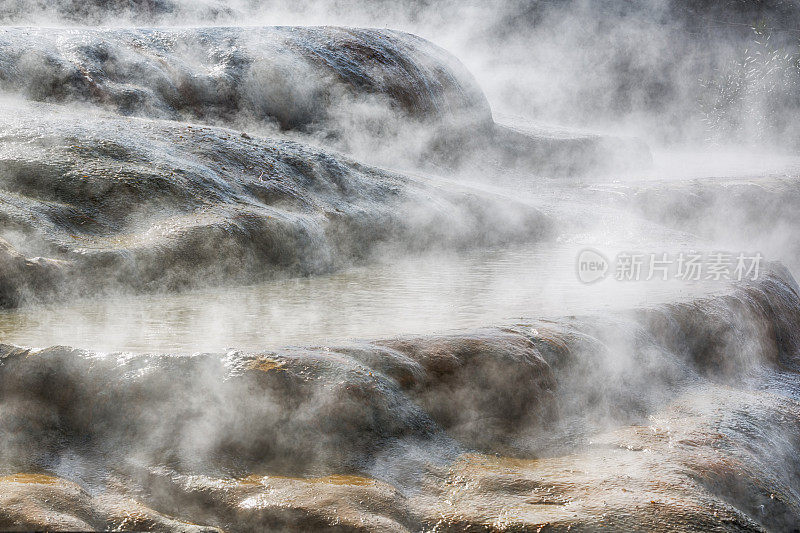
2 5 800 530
0 242 716 353
650 150 800 180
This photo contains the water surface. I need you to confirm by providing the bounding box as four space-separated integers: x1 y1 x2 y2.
0 243 716 353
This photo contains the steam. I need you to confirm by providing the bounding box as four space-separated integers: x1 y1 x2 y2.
5 0 799 147
1 1 800 531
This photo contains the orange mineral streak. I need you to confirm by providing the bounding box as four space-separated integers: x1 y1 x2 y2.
246 357 286 373
0 473 61 485
237 474 377 487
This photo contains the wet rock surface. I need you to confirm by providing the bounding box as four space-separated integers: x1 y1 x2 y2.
0 25 649 173
0 101 551 306
0 473 219 532
416 384 800 532
0 11 797 533
1 270 800 530
0 24 655 305
0 26 490 127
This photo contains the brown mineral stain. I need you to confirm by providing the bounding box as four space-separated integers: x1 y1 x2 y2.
237 474 376 487
0 473 61 485
247 357 286 373
308 475 376 486
461 453 540 470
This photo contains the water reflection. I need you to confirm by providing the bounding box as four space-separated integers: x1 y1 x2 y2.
0 243 716 353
